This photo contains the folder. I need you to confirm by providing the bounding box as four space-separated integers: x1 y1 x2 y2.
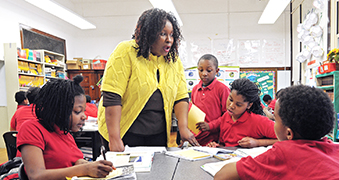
188 103 206 134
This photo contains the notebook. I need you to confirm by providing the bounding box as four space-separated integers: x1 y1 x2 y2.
165 149 212 161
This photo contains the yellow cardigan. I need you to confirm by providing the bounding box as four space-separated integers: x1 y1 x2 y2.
97 40 188 146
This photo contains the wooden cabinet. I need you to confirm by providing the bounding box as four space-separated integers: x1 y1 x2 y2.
316 71 339 142
67 70 104 102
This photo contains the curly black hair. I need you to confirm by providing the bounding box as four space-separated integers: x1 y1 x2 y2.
277 85 335 140
15 91 26 104
230 78 263 115
198 54 218 69
132 8 182 62
34 75 85 134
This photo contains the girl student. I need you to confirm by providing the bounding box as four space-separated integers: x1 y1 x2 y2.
17 75 114 180
207 78 277 148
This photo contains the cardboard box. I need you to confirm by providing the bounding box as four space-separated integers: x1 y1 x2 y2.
66 59 80 70
81 63 91 69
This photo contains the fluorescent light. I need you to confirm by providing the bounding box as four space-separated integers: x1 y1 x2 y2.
25 0 96 29
149 0 183 26
258 0 290 24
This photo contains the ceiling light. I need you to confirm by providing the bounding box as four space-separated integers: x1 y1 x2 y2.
25 0 96 29
149 0 183 26
258 0 290 24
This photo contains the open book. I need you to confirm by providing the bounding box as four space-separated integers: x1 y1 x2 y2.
68 165 136 180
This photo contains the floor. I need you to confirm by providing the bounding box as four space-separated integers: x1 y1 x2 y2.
0 132 178 164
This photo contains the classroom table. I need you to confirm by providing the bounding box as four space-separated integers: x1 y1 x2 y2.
135 147 238 180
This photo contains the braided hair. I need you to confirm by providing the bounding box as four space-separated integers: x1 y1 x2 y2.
230 78 263 115
35 75 85 134
132 8 182 62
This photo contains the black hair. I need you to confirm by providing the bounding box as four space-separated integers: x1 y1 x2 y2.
277 85 335 140
86 95 91 103
198 54 218 69
230 78 263 115
262 94 272 102
132 8 182 62
15 91 26 104
26 87 40 104
34 75 85 134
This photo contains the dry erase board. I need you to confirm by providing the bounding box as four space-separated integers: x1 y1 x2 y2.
20 25 66 59
240 68 277 105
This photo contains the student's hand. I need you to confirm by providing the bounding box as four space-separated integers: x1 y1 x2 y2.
109 137 125 152
206 141 220 148
238 137 259 148
87 160 115 178
196 122 210 131
180 128 200 146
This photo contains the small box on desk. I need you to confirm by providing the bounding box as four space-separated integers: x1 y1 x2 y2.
81 59 92 69
66 59 80 70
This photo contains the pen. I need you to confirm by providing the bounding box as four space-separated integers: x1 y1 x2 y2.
101 145 106 160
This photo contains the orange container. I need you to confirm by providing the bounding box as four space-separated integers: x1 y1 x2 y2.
92 59 107 70
323 63 337 73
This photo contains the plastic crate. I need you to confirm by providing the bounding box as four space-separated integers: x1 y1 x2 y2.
92 59 107 70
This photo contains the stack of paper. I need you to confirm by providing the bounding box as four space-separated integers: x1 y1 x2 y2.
165 148 212 161
200 157 241 176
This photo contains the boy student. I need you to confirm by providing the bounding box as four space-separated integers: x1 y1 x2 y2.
207 78 277 148
15 91 28 109
192 54 230 146
214 85 339 180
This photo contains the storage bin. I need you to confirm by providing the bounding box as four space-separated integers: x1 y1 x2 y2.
92 59 107 70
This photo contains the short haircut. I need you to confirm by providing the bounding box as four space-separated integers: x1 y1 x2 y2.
198 54 218 69
263 94 272 102
278 85 335 140
35 75 85 133
86 95 91 103
15 91 26 104
230 78 263 115
26 87 40 104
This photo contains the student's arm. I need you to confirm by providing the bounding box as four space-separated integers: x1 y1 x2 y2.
263 107 275 120
238 137 278 147
21 145 113 180
105 105 125 152
214 162 240 180
174 101 200 146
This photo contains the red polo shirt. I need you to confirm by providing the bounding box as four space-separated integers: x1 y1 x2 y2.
219 111 276 146
17 120 83 169
191 78 230 145
11 105 37 131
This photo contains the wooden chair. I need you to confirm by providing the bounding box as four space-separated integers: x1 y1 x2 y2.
2 131 18 160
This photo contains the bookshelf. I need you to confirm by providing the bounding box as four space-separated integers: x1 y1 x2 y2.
4 43 66 91
316 71 339 142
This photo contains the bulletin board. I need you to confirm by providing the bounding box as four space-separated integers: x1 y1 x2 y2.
240 68 277 105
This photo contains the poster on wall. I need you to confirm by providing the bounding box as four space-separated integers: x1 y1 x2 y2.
262 39 285 64
240 70 276 105
237 40 261 65
212 38 236 65
185 66 240 92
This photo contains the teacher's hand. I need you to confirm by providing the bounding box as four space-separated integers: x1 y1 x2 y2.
180 128 200 146
109 137 125 152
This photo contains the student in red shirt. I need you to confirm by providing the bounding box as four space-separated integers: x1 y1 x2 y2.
85 95 98 118
10 87 40 132
215 85 339 180
17 75 114 179
207 78 277 148
191 54 230 146
14 91 28 109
